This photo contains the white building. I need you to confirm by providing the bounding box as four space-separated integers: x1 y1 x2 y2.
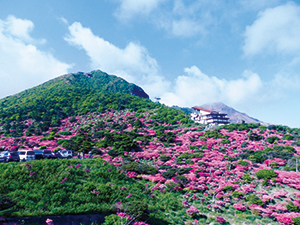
191 106 230 125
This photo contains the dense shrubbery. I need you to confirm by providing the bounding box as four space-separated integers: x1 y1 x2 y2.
286 202 300 212
242 145 295 163
248 132 263 141
0 194 15 211
220 123 260 132
266 136 279 144
204 129 227 139
293 216 300 225
246 194 265 206
255 169 277 180
0 159 179 221
122 161 158 175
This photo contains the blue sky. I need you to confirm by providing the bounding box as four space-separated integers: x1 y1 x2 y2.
1 0 300 128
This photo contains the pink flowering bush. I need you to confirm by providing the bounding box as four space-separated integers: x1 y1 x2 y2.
274 212 300 224
186 206 200 216
216 216 226 224
233 203 247 211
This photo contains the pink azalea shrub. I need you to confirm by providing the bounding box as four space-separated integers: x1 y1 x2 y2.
186 206 199 216
216 216 226 224
233 203 247 211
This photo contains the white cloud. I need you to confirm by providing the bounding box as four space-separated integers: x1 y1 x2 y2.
171 19 205 37
160 65 263 107
1 15 46 44
64 22 170 98
243 2 300 56
114 0 165 21
0 15 72 99
165 0 214 38
114 0 215 38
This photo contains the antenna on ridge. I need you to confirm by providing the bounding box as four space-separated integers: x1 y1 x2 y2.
154 97 161 102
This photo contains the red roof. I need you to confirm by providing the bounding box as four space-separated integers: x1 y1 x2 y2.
192 106 216 113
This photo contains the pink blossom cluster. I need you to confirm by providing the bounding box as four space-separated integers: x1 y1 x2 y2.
233 203 247 211
186 206 199 216
273 212 300 224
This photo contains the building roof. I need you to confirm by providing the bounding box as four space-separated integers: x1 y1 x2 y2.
192 106 216 113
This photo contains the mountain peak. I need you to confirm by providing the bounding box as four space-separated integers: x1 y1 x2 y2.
200 102 262 124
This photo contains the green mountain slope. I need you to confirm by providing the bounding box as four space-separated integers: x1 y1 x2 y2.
0 70 149 121
0 70 149 107
0 70 191 137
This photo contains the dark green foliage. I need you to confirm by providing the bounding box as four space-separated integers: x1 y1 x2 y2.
63 129 94 153
126 200 149 220
123 161 139 172
244 145 295 163
176 167 192 175
232 191 244 198
58 131 72 135
241 174 253 183
223 186 233 192
107 150 119 157
221 123 259 132
255 169 277 180
162 168 177 179
156 130 176 144
0 194 16 211
103 214 128 225
97 131 139 155
237 160 250 167
160 154 171 162
122 162 158 175
241 142 249 148
267 124 298 134
227 157 236 162
247 151 266 163
248 132 263 141
150 106 192 125
293 141 300 147
134 119 143 128
174 175 188 187
0 159 158 217
286 202 300 212
246 195 264 206
147 212 171 225
177 152 203 161
186 160 194 165
221 139 230 144
266 136 279 144
261 145 295 161
283 134 294 140
293 216 300 225
204 130 226 139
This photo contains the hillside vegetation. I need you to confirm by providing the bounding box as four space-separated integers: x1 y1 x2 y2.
2 71 300 224
0 70 189 137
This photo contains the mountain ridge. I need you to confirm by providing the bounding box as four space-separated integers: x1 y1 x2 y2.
173 102 263 124
1 70 149 102
200 102 263 124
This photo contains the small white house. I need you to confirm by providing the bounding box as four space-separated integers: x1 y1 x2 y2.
191 106 229 125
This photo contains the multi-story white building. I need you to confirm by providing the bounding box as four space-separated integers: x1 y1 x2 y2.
191 106 230 125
